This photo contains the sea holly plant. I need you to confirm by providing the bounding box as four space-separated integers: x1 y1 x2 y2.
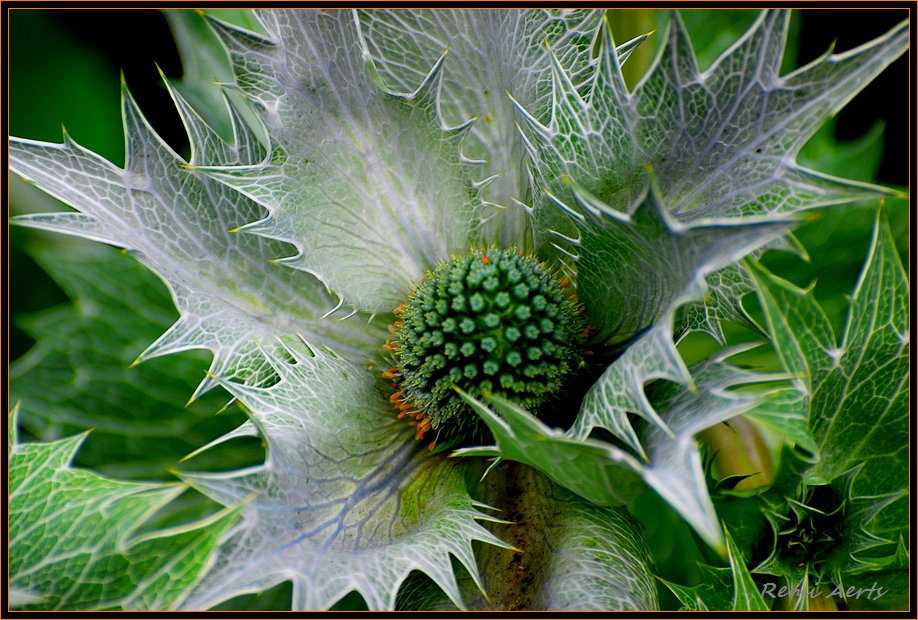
8 8 910 611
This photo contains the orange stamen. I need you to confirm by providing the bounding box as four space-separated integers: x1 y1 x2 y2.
383 339 399 351
480 255 491 264
389 391 403 404
381 367 399 380
559 277 570 288
394 303 407 316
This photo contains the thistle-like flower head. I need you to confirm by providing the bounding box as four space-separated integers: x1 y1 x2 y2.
9 9 908 612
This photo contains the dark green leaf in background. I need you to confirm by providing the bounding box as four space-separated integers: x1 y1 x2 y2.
10 244 259 479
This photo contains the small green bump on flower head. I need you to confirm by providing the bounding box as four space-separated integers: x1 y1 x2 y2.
389 249 584 438
469 293 485 313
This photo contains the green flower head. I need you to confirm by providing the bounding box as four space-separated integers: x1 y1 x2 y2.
386 249 584 445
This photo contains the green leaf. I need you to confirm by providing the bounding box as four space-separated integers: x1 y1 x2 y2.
179 343 508 610
725 527 769 610
10 73 385 396
843 561 910 610
808 213 908 487
658 527 770 611
8 405 238 610
750 212 908 490
749 211 908 585
204 11 477 313
454 393 646 506
10 244 258 478
678 264 759 345
470 464 658 610
741 387 817 457
658 565 732 611
768 118 907 332
458 351 783 549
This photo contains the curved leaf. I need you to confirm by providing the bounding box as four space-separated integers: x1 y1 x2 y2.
459 350 784 549
10 76 385 398
525 11 906 229
570 185 789 452
181 344 508 610
205 11 477 313
162 9 263 139
8 406 238 610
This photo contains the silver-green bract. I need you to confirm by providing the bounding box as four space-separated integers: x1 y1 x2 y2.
9 8 907 611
